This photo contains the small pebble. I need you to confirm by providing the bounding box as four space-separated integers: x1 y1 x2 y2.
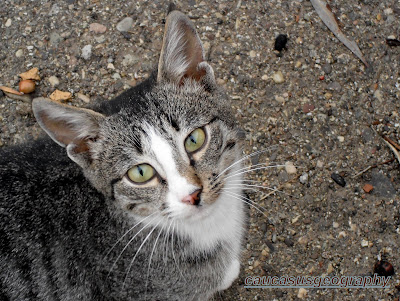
48 76 60 87
302 103 315 113
284 237 294 247
332 222 339 228
361 240 368 247
82 45 92 60
5 18 12 27
112 73 121 80
285 161 297 174
77 93 90 103
322 63 332 74
89 23 107 34
299 173 308 184
327 81 342 92
298 236 309 245
338 231 347 238
49 3 60 16
384 8 393 15
291 215 301 223
15 49 23 58
331 173 346 187
122 54 139 67
338 136 345 142
272 71 284 84
49 32 62 47
265 241 275 252
297 288 307 299
327 263 334 274
116 17 133 32
274 95 285 103
374 89 383 102
249 50 256 58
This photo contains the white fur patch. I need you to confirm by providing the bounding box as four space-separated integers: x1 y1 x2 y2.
147 126 245 259
148 128 198 208
219 259 240 291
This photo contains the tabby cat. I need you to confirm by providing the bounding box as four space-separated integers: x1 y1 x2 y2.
0 9 246 301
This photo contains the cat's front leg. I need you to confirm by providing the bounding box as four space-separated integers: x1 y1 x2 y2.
218 258 241 291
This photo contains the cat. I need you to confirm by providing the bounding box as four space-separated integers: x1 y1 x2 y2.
0 9 247 301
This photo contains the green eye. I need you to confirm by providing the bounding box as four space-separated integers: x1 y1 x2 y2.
127 164 155 183
185 128 206 153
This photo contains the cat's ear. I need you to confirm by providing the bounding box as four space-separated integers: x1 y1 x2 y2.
32 97 104 165
157 10 216 90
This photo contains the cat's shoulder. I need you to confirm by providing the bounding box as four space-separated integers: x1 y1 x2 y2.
0 137 74 183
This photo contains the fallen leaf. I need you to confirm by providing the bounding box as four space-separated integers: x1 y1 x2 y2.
363 184 373 193
19 67 41 80
49 89 72 101
309 0 369 67
0 86 23 95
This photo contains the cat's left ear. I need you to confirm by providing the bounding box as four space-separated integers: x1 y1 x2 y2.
32 97 105 167
157 10 217 91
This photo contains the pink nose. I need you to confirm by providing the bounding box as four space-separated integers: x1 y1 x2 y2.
181 189 202 206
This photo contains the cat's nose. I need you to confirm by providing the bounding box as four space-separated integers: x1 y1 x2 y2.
181 188 202 206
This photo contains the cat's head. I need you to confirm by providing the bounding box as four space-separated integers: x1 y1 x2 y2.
32 11 243 238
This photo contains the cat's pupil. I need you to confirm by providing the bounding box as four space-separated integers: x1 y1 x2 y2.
190 136 196 144
138 167 144 177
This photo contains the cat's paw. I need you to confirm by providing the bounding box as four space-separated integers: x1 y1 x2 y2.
218 259 240 291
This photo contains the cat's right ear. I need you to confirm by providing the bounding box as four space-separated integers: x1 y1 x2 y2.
157 10 217 91
32 97 104 167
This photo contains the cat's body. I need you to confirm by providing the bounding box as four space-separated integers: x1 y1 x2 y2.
0 10 246 301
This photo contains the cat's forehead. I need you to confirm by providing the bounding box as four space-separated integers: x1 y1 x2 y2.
113 89 218 130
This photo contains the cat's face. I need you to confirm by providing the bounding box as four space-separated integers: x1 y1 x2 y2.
32 11 244 241
90 84 241 223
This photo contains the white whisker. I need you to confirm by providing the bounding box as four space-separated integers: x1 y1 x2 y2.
144 223 165 300
216 146 278 179
224 162 280 178
162 219 174 264
108 214 160 277
170 221 186 283
122 220 162 289
223 165 285 180
224 191 269 219
225 183 293 197
104 212 158 261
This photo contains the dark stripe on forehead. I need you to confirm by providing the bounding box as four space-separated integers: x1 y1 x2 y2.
153 101 180 132
170 119 180 131
134 138 143 154
129 127 143 154
209 116 219 124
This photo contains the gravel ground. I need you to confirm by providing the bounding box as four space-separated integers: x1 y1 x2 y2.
1 0 400 300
